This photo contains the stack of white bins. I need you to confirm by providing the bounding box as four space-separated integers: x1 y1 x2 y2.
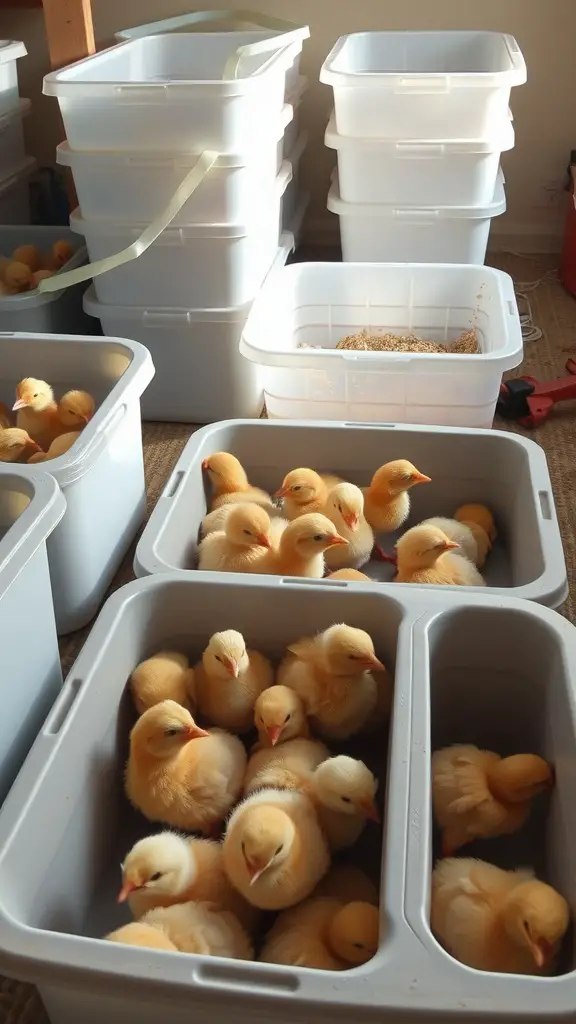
0 41 36 223
320 31 526 263
42 29 308 422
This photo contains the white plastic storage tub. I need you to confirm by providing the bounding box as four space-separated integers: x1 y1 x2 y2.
57 105 292 227
2 333 154 633
320 32 526 140
0 467 64 805
71 162 291 308
328 169 506 264
325 111 514 207
83 233 294 423
0 99 29 181
240 262 522 427
134 419 566 608
0 226 92 334
0 575 574 1024
0 157 35 224
43 33 303 153
0 41 26 117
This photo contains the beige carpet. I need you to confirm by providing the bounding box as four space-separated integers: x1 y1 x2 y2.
2 253 575 1022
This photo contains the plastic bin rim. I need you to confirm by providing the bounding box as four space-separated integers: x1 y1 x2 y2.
327 168 506 219
0 41 26 63
325 108 515 153
115 12 308 41
0 241 87 311
0 467 65 603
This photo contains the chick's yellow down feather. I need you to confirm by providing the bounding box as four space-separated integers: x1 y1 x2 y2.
142 900 253 959
278 624 384 739
323 483 375 570
198 503 273 573
222 788 330 910
253 685 310 749
315 865 379 906
243 737 330 793
125 700 247 834
420 516 491 568
13 377 62 448
119 831 258 933
0 427 41 463
260 897 379 970
57 390 96 430
362 460 431 533
432 745 553 855
27 430 81 462
274 468 343 520
395 524 485 586
202 451 273 511
327 569 372 582
253 513 348 578
105 921 178 951
129 651 195 716
454 503 497 543
194 630 273 733
431 857 570 975
201 500 286 538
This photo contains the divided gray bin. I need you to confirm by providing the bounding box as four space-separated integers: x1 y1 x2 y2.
0 466 64 805
134 419 568 607
0 226 93 334
0 573 574 1024
3 333 154 633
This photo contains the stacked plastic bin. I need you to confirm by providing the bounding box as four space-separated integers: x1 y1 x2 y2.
42 27 308 422
320 31 526 263
0 42 36 223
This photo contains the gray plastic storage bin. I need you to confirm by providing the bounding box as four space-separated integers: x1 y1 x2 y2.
0 466 64 805
0 156 35 224
134 419 567 607
4 333 154 633
0 574 574 1024
0 226 92 334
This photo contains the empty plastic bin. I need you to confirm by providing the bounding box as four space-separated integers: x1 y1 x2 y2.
328 169 506 264
320 32 527 140
71 162 291 309
0 575 573 1024
0 467 64 806
1 333 154 633
0 226 92 333
0 156 36 224
325 110 514 207
239 262 523 426
83 233 294 423
0 41 26 117
0 98 29 181
43 33 303 153
134 419 566 608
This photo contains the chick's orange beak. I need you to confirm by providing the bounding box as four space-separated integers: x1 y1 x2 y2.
360 799 380 823
223 657 239 679
412 473 432 485
245 857 268 885
12 398 28 411
188 724 210 740
117 880 138 903
201 458 210 471
266 725 283 746
326 535 348 547
343 513 360 530
442 540 460 551
257 533 272 549
273 486 289 499
27 440 42 453
531 939 554 969
361 655 385 671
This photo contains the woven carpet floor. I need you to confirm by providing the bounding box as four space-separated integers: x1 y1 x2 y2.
1 253 575 1023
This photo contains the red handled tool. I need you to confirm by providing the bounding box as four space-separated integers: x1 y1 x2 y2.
497 359 576 427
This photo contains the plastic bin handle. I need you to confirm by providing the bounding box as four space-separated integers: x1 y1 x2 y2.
223 20 310 79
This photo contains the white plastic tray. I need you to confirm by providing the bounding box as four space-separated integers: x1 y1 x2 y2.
0 41 27 117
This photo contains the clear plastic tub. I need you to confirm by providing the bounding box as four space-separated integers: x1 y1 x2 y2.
43 33 303 153
0 574 573 1024
0 226 92 334
0 467 64 805
0 41 27 117
83 234 294 423
239 261 522 427
57 105 292 227
134 419 566 609
0 157 36 224
328 169 506 264
320 32 526 140
1 333 154 633
0 99 29 181
325 110 514 206
71 162 291 309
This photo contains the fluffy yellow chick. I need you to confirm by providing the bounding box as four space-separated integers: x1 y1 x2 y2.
200 501 286 538
312 755 380 850
198 503 273 573
315 865 379 905
30 269 54 289
118 831 257 932
244 736 330 793
255 513 348 578
45 239 74 271
278 624 383 739
432 746 553 855
362 460 431 533
274 468 343 520
324 483 375 570
194 630 273 733
105 921 178 951
4 261 32 293
202 451 273 511
395 524 486 586
327 568 372 582
27 430 81 462
125 700 247 835
431 857 570 975
129 651 195 716
142 900 253 959
222 788 330 910
420 516 491 568
57 389 96 430
12 244 40 271
253 685 310 748
12 377 62 448
260 896 379 970
0 427 42 462
454 503 497 542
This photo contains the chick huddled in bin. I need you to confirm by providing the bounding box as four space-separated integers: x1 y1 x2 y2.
0 377 95 463
0 240 75 295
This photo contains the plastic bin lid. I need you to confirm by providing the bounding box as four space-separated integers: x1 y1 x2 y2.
325 109 515 154
0 468 65 601
115 10 308 40
327 166 506 219
0 41 26 63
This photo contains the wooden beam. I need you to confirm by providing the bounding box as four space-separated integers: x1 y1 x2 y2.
41 0 95 71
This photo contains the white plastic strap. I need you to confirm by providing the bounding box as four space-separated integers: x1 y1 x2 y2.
223 21 310 79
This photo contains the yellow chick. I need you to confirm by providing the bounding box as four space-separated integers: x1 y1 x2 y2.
142 900 253 959
4 261 32 294
105 921 178 951
57 389 96 430
12 377 62 448
454 503 497 543
312 755 380 850
327 568 372 582
253 685 310 748
431 857 570 975
243 737 330 794
194 629 274 733
395 524 486 586
125 700 247 835
278 624 384 739
27 430 81 463
362 460 431 533
118 831 257 932
255 513 348 578
0 427 42 462
420 516 491 568
260 896 379 970
198 503 273 573
12 244 40 272
324 483 375 570
432 746 553 855
202 451 273 511
222 788 330 910
315 865 379 905
30 269 54 289
200 501 286 538
45 239 74 272
274 468 343 520
129 651 195 716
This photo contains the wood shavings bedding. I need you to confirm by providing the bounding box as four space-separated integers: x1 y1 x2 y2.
299 328 479 354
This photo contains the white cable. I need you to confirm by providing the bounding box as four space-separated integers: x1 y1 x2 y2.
500 250 557 344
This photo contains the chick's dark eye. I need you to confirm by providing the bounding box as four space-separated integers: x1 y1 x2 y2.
341 796 352 804
215 655 222 662
284 713 291 723
243 529 252 536
275 845 284 855
353 942 366 950
165 727 181 737
292 486 301 492
313 534 324 542
33 393 38 398
150 872 162 881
